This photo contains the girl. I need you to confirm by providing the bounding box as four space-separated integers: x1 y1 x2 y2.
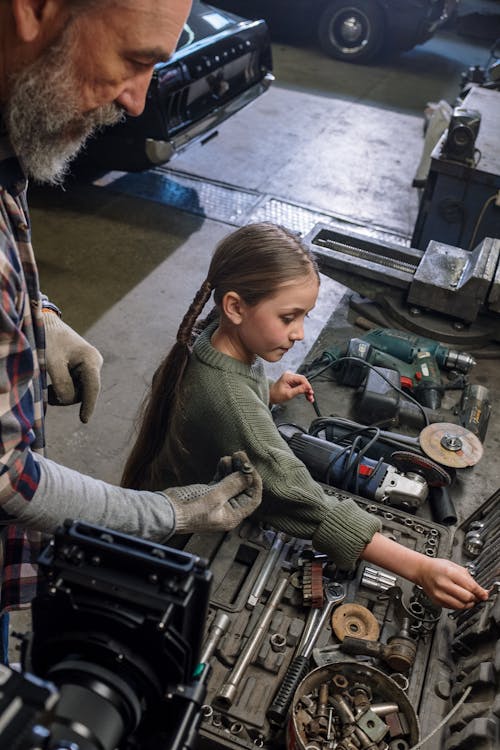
123 222 487 611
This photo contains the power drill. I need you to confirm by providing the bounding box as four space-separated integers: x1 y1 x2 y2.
309 328 475 410
361 328 476 374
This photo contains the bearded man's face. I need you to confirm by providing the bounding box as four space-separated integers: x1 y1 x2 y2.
4 22 124 185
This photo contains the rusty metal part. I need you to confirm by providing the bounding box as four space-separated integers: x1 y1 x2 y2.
419 423 483 468
388 740 409 750
302 559 325 608
332 674 349 690
356 708 389 743
289 662 419 750
331 603 381 642
340 633 417 673
316 683 329 719
300 551 327 609
350 684 372 713
270 633 287 653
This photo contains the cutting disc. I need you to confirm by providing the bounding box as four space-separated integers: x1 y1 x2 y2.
390 450 453 486
331 603 380 642
419 423 483 468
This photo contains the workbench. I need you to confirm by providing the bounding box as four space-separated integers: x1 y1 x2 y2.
188 291 500 750
271 291 500 749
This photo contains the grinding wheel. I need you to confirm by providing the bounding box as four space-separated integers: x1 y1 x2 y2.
390 451 453 486
419 423 483 468
331 603 380 642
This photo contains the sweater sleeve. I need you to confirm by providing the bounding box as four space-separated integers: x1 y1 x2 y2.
1 455 178 542
210 372 381 569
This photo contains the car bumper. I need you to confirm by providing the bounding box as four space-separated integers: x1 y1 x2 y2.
145 72 274 166
388 0 459 50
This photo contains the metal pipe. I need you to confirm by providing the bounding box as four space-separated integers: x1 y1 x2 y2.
247 532 286 608
216 576 289 707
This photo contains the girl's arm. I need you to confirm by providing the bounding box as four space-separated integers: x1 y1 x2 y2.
361 531 489 609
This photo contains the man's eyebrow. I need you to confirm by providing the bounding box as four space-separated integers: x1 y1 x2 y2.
128 47 171 63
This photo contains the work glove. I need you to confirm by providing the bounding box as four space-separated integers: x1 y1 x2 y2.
43 312 104 424
167 451 263 534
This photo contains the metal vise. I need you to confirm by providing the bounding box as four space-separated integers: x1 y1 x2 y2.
305 223 500 340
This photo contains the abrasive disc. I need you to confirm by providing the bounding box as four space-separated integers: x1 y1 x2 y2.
390 450 453 486
419 423 483 468
331 603 380 642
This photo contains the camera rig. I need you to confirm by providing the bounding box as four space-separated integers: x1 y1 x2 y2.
1 519 212 750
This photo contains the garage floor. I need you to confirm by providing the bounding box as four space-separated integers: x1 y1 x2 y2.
9 14 497 654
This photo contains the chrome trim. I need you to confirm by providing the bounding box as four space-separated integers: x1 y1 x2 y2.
428 0 458 33
145 73 274 166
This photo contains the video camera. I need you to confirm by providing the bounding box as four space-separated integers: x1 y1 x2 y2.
0 520 212 750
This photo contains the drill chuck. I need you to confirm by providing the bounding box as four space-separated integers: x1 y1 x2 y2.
442 349 476 373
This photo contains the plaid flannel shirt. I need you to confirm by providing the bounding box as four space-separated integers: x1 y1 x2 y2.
0 120 45 612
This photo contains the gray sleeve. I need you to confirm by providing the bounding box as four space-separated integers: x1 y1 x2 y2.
2 456 177 542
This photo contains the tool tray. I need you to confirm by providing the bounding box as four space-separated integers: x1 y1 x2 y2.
183 486 495 750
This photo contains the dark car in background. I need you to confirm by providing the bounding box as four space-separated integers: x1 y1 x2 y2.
209 0 458 63
76 0 273 173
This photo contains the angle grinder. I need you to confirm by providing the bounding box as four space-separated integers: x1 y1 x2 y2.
278 424 452 513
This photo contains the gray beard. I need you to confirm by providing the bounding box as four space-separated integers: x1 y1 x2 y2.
5 26 125 185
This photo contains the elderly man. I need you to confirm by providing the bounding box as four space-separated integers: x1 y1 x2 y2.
0 0 262 636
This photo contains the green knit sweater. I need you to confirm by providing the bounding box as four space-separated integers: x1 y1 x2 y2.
155 323 381 569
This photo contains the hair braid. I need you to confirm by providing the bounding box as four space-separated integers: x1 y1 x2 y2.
177 279 212 346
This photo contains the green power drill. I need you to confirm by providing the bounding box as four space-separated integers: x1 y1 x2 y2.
310 328 476 410
360 328 476 375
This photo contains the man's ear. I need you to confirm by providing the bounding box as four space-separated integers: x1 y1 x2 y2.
12 0 65 43
221 291 244 325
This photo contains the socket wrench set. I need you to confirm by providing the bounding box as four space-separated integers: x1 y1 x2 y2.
183 489 457 750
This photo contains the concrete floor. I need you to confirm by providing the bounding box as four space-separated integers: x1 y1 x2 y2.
9 19 495 656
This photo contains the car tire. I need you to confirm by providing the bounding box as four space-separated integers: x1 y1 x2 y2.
318 0 385 63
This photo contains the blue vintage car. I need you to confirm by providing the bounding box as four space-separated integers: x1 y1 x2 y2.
209 0 459 63
77 0 273 173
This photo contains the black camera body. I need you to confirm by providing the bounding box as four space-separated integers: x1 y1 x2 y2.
441 106 481 166
2 520 212 750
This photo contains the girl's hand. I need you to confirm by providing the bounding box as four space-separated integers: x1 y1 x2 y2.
269 371 315 405
361 533 488 611
414 556 489 610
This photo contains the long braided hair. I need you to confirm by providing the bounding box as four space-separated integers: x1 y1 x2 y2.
121 222 318 489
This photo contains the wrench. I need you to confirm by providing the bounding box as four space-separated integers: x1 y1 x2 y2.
267 581 345 727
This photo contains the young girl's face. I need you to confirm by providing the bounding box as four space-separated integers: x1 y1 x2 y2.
234 272 320 363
